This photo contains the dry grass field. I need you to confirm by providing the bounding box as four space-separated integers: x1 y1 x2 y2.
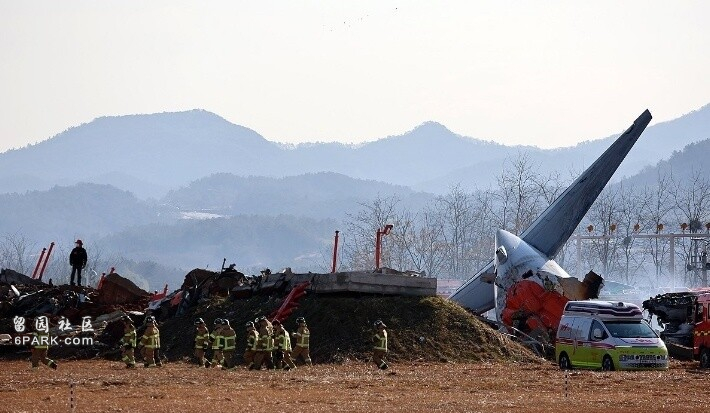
0 359 708 413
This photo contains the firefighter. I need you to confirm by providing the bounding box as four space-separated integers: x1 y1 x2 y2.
139 316 159 367
152 316 163 367
30 325 57 370
252 317 274 370
194 318 210 367
273 319 296 371
244 321 259 369
120 316 137 368
221 319 236 370
210 318 224 367
372 319 388 370
291 317 311 366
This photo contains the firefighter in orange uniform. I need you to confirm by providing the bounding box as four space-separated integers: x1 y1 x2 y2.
244 321 259 369
291 317 311 366
194 318 210 367
372 320 388 370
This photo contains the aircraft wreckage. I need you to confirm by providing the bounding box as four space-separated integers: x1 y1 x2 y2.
449 110 653 339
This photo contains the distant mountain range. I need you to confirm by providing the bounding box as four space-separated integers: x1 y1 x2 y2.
2 104 708 198
621 138 710 188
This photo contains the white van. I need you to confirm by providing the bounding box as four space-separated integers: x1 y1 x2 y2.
556 301 668 371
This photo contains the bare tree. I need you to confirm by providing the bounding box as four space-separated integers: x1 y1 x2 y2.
0 233 36 275
468 189 497 273
341 196 401 271
390 207 447 276
492 153 565 235
672 170 710 286
584 186 623 279
615 183 650 285
435 186 477 277
640 171 675 288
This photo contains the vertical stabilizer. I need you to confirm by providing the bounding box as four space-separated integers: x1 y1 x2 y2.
520 110 652 257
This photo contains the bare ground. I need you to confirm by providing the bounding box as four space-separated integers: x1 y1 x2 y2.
0 360 708 413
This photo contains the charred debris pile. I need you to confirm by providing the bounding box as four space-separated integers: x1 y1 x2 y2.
1 267 537 364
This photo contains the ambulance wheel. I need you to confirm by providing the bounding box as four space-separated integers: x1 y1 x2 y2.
602 355 615 371
558 353 572 370
700 348 710 369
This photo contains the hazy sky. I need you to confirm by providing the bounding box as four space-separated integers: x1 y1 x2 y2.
1 1 709 153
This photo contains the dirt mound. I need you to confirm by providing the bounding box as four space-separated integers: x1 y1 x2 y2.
159 294 538 364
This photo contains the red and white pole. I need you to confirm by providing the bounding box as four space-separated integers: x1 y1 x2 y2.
38 242 54 281
31 248 47 279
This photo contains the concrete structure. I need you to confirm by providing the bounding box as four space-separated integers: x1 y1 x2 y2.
258 271 437 297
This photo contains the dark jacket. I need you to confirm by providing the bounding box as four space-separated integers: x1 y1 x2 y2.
69 246 88 268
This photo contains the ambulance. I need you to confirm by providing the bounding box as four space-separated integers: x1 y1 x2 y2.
555 300 668 371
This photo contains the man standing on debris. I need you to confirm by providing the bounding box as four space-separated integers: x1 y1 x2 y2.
221 319 236 370
210 319 224 368
30 319 58 370
244 321 259 369
291 317 311 366
121 316 137 368
372 320 389 370
69 239 88 287
194 318 210 367
273 319 296 371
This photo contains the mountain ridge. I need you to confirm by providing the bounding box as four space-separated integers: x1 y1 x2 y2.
1 104 709 198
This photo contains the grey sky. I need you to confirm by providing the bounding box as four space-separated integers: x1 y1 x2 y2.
1 1 709 153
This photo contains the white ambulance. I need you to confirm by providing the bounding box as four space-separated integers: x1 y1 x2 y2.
556 301 668 371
